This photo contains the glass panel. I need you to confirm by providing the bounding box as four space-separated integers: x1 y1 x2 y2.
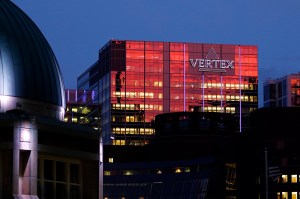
56 183 67 199
56 161 67 182
70 185 80 199
70 163 80 183
44 160 54 180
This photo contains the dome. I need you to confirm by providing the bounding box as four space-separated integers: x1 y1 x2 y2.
0 0 65 120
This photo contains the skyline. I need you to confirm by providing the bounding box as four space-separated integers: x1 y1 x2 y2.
12 0 300 107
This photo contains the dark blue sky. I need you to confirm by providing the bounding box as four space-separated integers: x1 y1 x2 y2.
12 0 300 107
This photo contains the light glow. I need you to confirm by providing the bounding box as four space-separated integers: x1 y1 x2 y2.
20 128 31 142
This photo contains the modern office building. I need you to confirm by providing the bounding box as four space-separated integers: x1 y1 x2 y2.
77 40 258 145
0 1 101 198
264 73 300 107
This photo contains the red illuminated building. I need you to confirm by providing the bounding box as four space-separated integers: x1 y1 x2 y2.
77 40 258 145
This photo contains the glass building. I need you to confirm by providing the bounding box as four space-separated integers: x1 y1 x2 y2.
264 73 300 107
77 40 258 145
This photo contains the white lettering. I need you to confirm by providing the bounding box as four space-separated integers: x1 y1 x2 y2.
189 58 234 73
220 60 226 68
199 59 205 68
190 59 198 67
227 60 234 68
212 60 219 68
205 60 212 68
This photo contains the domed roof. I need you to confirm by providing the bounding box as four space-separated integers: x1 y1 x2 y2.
0 0 66 119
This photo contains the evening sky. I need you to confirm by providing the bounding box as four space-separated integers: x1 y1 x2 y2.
12 0 300 107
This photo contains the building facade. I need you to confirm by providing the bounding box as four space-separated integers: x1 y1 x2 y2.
0 111 100 199
264 73 300 107
77 40 258 145
103 112 252 198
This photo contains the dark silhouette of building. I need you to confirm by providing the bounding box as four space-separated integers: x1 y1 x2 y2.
103 112 255 198
103 107 300 198
249 107 300 199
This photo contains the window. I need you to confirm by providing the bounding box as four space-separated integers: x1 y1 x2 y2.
292 192 297 199
282 192 288 199
38 157 81 199
282 175 288 183
291 175 297 183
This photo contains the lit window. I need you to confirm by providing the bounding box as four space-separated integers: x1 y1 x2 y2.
109 158 114 163
124 170 133 176
291 174 297 183
282 192 288 199
282 175 288 183
184 167 191 173
104 171 111 176
292 192 297 199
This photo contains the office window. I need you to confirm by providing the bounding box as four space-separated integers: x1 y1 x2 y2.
282 175 288 183
291 175 297 183
292 192 297 199
282 192 288 199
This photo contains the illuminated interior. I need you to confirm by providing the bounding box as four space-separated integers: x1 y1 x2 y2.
77 40 258 145
113 41 257 145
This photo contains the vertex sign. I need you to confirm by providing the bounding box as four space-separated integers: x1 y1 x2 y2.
190 47 234 73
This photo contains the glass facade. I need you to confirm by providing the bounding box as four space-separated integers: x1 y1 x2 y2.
264 73 300 107
77 40 258 145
